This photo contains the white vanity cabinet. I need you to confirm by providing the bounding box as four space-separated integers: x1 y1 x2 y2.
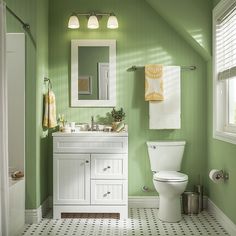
53 132 128 219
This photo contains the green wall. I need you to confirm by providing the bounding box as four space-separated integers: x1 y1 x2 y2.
206 1 236 224
49 0 208 196
207 119 236 224
36 0 49 209
213 0 221 7
6 0 49 209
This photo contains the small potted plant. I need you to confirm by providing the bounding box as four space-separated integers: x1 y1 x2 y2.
111 107 126 131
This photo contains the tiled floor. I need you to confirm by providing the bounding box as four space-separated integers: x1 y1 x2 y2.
22 208 230 236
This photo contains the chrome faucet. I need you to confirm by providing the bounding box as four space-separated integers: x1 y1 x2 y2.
91 116 95 131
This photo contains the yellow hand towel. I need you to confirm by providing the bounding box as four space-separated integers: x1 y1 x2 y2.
145 64 164 101
43 90 57 128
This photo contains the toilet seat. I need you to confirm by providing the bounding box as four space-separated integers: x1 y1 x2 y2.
153 171 188 182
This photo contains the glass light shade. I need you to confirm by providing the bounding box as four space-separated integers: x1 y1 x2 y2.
87 15 99 29
68 15 80 29
107 15 118 29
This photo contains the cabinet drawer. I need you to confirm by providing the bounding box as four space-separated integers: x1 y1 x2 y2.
91 180 127 205
91 154 127 179
53 137 128 154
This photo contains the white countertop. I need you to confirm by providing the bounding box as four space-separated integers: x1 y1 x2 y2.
52 131 128 137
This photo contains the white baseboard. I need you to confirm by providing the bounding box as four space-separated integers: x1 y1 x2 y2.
25 207 42 224
25 197 52 224
208 198 236 236
128 195 208 209
128 196 159 208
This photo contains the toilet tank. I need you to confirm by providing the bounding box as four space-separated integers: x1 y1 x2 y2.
146 141 186 172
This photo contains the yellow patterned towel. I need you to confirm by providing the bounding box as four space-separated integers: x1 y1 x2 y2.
43 90 57 128
145 64 164 101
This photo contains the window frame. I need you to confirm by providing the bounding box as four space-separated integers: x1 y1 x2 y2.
213 0 236 144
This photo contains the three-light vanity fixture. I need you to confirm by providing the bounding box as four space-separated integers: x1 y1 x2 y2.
68 12 118 29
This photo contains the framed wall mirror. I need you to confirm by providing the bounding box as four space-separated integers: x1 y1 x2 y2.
71 39 116 107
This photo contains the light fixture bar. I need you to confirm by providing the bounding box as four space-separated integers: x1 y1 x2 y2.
73 13 90 16
68 11 118 29
74 12 111 16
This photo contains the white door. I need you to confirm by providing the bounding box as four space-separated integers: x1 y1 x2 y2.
98 63 109 100
53 154 90 204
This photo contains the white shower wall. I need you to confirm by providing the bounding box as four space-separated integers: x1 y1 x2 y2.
7 33 25 236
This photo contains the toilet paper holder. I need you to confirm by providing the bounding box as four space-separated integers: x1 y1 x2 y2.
215 170 229 181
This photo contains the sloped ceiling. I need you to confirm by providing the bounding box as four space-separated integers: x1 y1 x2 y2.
145 0 213 61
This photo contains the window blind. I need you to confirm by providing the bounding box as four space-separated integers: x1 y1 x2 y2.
216 3 236 80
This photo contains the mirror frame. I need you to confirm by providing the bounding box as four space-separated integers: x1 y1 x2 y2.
71 39 116 107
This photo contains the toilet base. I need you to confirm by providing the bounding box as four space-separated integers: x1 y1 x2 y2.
158 196 182 223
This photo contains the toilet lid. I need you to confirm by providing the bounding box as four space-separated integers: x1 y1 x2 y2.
153 171 188 182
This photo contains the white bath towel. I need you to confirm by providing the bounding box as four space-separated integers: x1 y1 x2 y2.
149 66 181 129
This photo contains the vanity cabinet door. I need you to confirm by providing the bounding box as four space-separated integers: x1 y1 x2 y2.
53 154 90 205
91 154 127 179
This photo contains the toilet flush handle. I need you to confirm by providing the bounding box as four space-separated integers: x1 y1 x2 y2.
151 145 157 149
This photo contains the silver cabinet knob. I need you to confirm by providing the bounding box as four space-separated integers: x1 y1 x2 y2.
104 166 111 171
103 191 111 197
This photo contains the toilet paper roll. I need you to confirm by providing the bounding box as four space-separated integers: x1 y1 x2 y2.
209 169 223 183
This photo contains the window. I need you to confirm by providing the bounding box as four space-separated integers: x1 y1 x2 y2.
228 78 236 127
213 0 236 144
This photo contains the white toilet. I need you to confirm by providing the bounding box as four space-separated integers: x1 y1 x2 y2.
147 141 188 223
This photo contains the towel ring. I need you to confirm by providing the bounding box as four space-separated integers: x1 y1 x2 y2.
44 77 52 90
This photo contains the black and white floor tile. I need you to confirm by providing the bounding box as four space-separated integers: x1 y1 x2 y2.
22 208 230 236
